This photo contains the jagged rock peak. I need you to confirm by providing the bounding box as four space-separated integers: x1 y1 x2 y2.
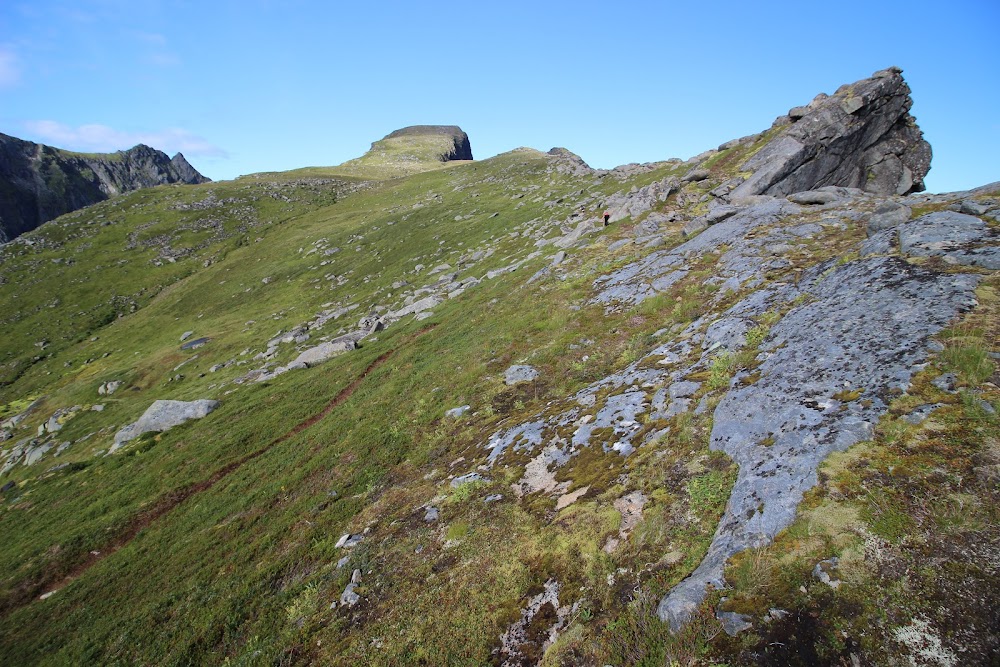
169 152 207 183
730 67 931 199
546 147 593 175
382 125 473 161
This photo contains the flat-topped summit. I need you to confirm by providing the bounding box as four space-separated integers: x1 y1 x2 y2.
335 124 473 178
383 125 473 161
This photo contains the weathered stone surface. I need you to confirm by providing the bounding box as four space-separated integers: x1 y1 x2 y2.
339 582 361 608
657 257 979 631
593 197 794 307
786 190 842 205
899 211 1000 269
497 579 573 667
730 68 931 200
505 364 539 385
603 176 679 222
451 472 487 488
867 201 911 235
335 533 364 549
682 169 710 183
718 610 754 636
681 217 708 237
389 295 441 319
292 339 357 367
860 229 897 257
112 399 220 452
98 380 122 396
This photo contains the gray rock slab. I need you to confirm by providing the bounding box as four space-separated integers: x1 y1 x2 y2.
903 404 943 425
669 381 701 401
718 610 754 636
112 399 220 452
860 229 897 257
505 365 539 385
867 201 911 235
729 69 930 199
292 339 357 368
389 295 441 319
658 256 980 631
787 190 842 205
339 582 360 608
932 373 958 392
899 211 1000 269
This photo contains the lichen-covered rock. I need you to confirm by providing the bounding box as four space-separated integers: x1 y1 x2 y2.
657 257 979 630
899 211 1000 269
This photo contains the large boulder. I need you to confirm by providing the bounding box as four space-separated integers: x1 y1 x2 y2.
292 339 357 367
730 67 931 200
112 399 220 452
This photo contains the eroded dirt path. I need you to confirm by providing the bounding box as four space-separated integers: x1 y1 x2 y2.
2 331 426 617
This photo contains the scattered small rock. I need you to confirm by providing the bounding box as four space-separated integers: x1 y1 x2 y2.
812 557 841 589
932 373 958 392
504 365 539 385
445 405 470 419
335 533 364 549
451 472 486 488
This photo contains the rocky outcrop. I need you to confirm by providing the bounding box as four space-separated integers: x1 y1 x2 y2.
0 132 209 241
383 125 473 161
730 67 931 199
656 256 980 631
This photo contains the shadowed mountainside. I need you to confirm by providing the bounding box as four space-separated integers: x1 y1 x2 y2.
0 133 209 242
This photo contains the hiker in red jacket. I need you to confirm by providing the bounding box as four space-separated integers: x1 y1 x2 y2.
603 211 611 226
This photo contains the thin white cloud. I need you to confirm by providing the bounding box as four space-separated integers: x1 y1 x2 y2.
22 120 229 158
132 31 168 46
0 46 21 88
146 52 181 67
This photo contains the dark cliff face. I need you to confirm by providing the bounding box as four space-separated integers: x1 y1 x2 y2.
0 133 210 242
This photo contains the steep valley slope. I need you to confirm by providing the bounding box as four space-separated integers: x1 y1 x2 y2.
0 69 997 666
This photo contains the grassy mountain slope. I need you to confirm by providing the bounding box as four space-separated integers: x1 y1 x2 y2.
0 86 998 665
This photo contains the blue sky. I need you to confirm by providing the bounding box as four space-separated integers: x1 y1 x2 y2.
1 0 997 192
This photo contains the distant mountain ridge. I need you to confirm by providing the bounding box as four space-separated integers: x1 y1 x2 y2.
0 133 209 242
